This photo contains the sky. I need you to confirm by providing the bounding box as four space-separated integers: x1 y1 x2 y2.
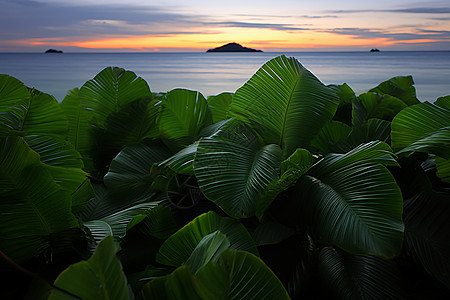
1 0 450 52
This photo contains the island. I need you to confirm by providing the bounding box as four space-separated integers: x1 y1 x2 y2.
45 49 63 53
207 42 263 52
370 48 380 52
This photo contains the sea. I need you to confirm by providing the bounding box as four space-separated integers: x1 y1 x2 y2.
1 51 449 103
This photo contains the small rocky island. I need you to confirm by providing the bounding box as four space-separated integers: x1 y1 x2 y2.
370 48 380 52
207 42 263 52
45 49 63 53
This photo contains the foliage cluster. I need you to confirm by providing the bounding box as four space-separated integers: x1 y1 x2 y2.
1 55 450 299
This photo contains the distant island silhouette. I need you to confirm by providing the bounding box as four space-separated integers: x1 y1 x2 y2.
45 49 63 53
370 48 380 52
207 42 263 52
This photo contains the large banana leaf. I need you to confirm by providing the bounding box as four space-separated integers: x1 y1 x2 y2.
296 141 404 258
391 102 450 159
230 55 339 157
79 66 151 127
159 88 212 148
156 211 258 267
318 247 405 299
194 124 282 218
144 249 290 300
0 136 79 264
369 75 419 106
49 235 130 300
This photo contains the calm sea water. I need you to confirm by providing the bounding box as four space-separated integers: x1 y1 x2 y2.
1 51 449 103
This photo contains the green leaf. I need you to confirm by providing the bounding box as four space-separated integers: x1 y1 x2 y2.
46 165 93 215
60 88 93 165
391 102 450 158
0 74 30 136
80 66 151 127
49 236 130 300
156 211 258 267
318 247 405 300
369 75 419 106
184 231 231 274
144 249 291 300
207 92 233 123
200 249 291 300
435 95 450 109
126 205 177 240
310 119 391 155
143 265 202 300
352 92 407 127
256 148 316 219
159 141 198 175
159 88 212 147
194 124 282 218
297 141 404 258
0 136 79 264
252 221 296 246
399 161 450 288
331 83 356 126
104 144 170 193
25 135 83 168
435 156 450 183
230 55 339 157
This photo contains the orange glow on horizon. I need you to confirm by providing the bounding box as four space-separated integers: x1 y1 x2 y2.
5 26 449 51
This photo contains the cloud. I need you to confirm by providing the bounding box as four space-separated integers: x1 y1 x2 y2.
207 21 312 31
321 27 450 42
329 7 450 14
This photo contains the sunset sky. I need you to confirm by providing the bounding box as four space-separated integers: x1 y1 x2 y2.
1 0 450 52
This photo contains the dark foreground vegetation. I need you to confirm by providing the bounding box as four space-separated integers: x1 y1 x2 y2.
1 55 449 299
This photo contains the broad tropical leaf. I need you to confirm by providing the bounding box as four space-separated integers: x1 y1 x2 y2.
399 160 450 288
184 231 231 274
369 75 419 106
311 119 391 155
230 55 339 157
194 124 282 218
297 141 404 258
0 136 79 264
318 247 405 299
104 144 170 193
144 249 291 300
207 92 233 122
256 148 316 219
435 156 450 183
49 236 130 300
196 249 291 300
79 66 151 127
0 74 30 136
143 265 202 300
126 205 177 240
352 92 407 126
156 211 258 267
435 95 450 109
60 88 95 170
391 102 450 158
159 88 212 148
